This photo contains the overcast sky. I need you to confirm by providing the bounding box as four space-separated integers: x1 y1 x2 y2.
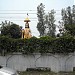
0 0 74 37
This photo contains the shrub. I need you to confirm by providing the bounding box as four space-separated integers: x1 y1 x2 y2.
0 35 75 55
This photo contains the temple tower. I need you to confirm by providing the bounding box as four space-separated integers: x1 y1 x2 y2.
22 14 32 39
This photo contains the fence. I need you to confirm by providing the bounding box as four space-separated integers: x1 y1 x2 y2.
0 53 75 72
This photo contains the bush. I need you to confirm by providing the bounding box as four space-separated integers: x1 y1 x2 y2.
0 35 75 55
26 67 51 72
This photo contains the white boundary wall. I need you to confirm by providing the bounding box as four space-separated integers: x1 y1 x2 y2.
0 53 75 72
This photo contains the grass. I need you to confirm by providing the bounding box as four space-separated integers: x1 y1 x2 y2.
58 71 75 75
19 71 56 75
18 71 75 75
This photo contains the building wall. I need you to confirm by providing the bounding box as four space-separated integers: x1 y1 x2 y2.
0 53 75 72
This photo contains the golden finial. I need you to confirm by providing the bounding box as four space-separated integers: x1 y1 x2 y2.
24 13 30 22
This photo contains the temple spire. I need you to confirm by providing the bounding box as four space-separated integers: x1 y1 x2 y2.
24 13 30 22
22 14 32 39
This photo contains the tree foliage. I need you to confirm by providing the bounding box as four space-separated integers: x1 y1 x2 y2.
37 3 56 37
45 10 56 37
37 3 45 37
61 5 75 36
0 21 22 38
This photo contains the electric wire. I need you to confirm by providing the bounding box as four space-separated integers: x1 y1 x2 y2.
0 10 62 21
0 10 61 11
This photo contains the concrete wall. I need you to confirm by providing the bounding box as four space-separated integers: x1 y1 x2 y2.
0 53 75 72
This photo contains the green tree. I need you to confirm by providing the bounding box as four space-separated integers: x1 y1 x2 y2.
72 5 75 24
47 10 56 37
1 21 22 38
37 3 45 36
61 6 75 36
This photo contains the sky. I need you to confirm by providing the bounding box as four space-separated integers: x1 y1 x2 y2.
0 0 74 37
